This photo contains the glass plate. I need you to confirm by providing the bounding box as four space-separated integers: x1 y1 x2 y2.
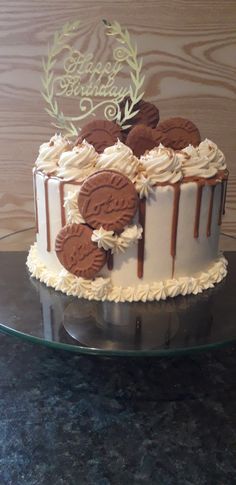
0 231 236 356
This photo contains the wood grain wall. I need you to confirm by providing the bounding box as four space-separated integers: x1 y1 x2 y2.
0 0 236 249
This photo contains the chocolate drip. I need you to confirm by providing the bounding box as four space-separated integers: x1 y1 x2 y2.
59 181 66 227
33 169 39 233
107 251 114 270
138 198 146 278
171 184 181 278
218 181 225 226
207 185 215 237
194 183 203 238
44 177 51 252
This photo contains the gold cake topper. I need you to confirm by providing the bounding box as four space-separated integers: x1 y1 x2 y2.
41 19 145 137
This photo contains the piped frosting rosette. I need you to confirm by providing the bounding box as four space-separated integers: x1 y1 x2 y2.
91 224 143 253
198 139 226 172
134 144 182 198
177 139 226 179
57 139 98 181
139 144 182 183
176 144 218 179
35 133 70 174
95 139 139 181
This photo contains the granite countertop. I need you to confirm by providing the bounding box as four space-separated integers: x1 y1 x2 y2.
0 334 235 485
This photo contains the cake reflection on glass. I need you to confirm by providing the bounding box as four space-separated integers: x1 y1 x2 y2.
27 108 228 303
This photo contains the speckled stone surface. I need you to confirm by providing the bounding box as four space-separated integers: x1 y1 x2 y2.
0 334 236 485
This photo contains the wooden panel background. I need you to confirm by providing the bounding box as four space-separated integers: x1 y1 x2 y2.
0 0 236 249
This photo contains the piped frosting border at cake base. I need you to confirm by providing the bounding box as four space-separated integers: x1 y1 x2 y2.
27 243 228 303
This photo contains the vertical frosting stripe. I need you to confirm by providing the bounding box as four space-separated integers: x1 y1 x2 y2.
171 183 181 277
223 173 229 215
207 185 216 237
44 177 51 252
137 198 146 278
194 182 203 238
59 180 66 227
33 168 39 234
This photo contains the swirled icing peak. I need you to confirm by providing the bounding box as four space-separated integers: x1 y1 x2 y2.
198 139 226 171
91 224 143 254
57 139 98 181
91 227 115 251
113 224 143 253
134 173 156 199
177 144 218 179
63 191 85 224
96 139 139 180
35 133 70 174
140 144 182 183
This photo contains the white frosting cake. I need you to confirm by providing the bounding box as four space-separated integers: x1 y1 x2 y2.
27 135 228 302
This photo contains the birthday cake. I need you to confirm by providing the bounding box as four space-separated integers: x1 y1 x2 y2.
27 20 228 302
27 103 228 302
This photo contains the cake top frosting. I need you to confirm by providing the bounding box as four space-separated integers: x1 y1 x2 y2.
34 100 227 190
35 133 226 189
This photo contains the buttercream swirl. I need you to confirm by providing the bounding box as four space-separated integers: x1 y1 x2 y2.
177 144 217 179
91 227 115 251
90 278 111 300
113 224 143 253
55 268 76 295
63 191 85 224
91 224 143 253
27 244 228 303
140 144 182 183
72 277 92 298
35 134 70 174
134 173 156 199
148 282 167 301
96 139 139 180
198 139 226 171
57 139 98 181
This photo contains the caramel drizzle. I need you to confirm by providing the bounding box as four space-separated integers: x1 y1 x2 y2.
138 198 146 278
59 180 66 227
218 181 225 226
194 182 203 238
206 185 215 237
107 251 114 270
171 183 181 278
33 169 39 234
44 177 51 252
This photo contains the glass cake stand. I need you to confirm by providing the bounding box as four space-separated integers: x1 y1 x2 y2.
0 229 236 357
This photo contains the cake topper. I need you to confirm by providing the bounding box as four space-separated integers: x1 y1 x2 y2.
41 19 145 137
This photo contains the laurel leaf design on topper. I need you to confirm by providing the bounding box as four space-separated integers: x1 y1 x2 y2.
55 223 107 279
78 170 139 233
41 19 145 136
